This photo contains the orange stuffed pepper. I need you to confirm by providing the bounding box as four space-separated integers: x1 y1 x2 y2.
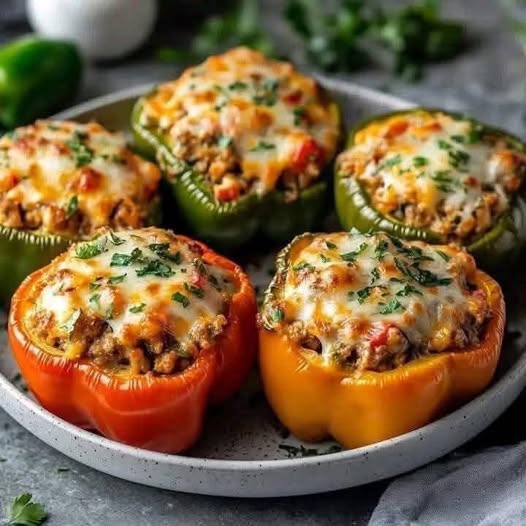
258 231 505 449
9 227 257 453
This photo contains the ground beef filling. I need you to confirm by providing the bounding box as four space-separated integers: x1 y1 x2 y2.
31 308 229 375
0 196 148 238
285 300 487 374
153 112 324 203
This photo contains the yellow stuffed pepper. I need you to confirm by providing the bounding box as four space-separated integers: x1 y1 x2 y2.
258 231 505 449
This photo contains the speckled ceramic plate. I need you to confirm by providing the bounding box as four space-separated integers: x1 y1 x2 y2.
1 79 525 498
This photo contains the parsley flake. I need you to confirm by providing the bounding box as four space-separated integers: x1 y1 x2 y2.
217 135 233 149
129 303 146 314
271 307 284 322
172 292 190 308
66 195 78 219
111 248 143 267
184 282 205 298
250 141 276 152
136 260 175 278
396 283 423 297
66 133 94 167
61 309 81 335
292 107 306 125
75 238 107 259
379 299 405 314
108 230 125 246
108 274 127 285
340 242 368 263
435 250 451 262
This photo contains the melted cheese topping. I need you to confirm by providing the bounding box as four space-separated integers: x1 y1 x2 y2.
263 232 488 371
140 47 340 199
25 228 236 370
336 110 525 241
0 120 160 237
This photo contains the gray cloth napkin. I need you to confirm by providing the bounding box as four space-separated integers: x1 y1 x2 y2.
369 442 526 526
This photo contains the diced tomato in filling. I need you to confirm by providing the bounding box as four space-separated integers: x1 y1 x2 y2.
384 120 409 139
292 138 324 173
215 184 240 202
369 323 395 349
284 90 302 105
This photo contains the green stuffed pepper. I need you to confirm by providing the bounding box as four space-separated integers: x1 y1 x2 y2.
0 36 82 129
132 46 341 248
0 119 161 304
335 108 526 272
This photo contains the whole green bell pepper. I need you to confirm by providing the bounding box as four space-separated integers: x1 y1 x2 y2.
0 36 82 129
131 95 340 248
335 108 526 272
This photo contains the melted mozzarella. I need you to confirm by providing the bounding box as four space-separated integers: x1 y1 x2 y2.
0 120 160 235
338 111 524 238
140 47 340 194
276 232 480 364
29 228 235 354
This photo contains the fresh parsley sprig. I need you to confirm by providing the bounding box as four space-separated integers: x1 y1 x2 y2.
5 493 47 526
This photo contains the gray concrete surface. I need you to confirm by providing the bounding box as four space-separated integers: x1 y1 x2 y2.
0 0 525 524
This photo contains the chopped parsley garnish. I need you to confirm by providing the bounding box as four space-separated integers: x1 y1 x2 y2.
89 278 103 291
89 293 101 310
355 286 373 304
75 238 107 259
340 242 368 263
184 282 205 298
136 260 175 278
252 78 279 106
207 274 220 289
325 240 337 250
374 240 389 260
467 127 482 143
270 307 284 322
292 107 306 125
7 493 47 526
292 261 313 272
379 299 405 314
108 230 125 246
66 195 78 219
108 274 127 284
110 248 143 267
435 250 451 262
250 140 276 152
375 154 402 174
217 135 233 149
320 254 331 263
129 303 146 314
228 81 248 90
395 257 452 287
437 139 451 150
370 267 380 283
413 156 428 167
61 308 81 334
451 134 465 143
67 133 94 167
396 283 423 297
148 243 182 264
172 292 190 308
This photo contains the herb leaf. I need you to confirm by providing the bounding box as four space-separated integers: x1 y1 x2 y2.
172 292 190 308
136 260 175 278
184 282 205 298
75 238 107 259
66 195 78 219
7 493 47 526
111 248 144 267
61 309 81 335
340 242 368 263
379 299 405 315
108 274 127 285
129 303 146 314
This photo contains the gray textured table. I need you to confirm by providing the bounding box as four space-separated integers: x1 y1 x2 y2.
0 1 525 525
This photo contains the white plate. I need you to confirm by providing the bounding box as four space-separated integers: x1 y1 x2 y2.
1 79 525 498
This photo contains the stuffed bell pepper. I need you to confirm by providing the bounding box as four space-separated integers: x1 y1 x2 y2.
0 119 161 303
335 109 526 271
8 227 257 453
132 47 341 247
259 231 504 449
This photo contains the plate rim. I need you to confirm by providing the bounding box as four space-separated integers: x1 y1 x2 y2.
1 78 524 479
